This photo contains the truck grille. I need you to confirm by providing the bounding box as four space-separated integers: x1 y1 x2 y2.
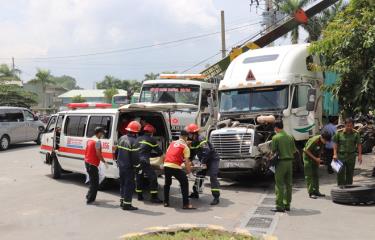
210 133 252 160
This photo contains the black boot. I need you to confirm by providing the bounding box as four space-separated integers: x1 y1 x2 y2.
137 193 144 201
210 197 220 205
189 191 199 199
122 204 138 211
372 167 375 177
150 193 163 204
120 198 124 208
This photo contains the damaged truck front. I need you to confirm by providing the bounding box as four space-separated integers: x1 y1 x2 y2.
210 44 323 179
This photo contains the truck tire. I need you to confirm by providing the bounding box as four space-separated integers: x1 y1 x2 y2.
0 135 10 151
51 157 62 179
331 185 375 205
361 140 374 154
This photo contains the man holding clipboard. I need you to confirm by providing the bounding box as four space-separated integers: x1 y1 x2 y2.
333 118 362 186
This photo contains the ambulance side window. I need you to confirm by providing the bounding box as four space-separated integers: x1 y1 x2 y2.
86 116 112 139
64 116 87 137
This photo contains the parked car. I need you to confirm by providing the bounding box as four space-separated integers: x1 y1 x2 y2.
0 106 45 150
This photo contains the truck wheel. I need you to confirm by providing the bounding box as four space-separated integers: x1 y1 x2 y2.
0 135 10 151
331 185 375 205
51 157 62 179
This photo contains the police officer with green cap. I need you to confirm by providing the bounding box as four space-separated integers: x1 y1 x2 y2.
333 118 362 186
303 131 332 199
271 120 297 212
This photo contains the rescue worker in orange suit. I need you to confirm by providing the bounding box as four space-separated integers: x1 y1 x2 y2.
84 127 107 204
163 130 195 209
135 123 163 203
186 124 221 205
116 121 141 211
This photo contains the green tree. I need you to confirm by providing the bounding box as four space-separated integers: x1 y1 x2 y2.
96 75 123 89
71 95 86 103
28 69 54 109
52 75 80 90
104 88 119 103
303 1 346 42
144 72 159 80
0 84 37 108
279 0 311 44
0 64 21 82
310 0 375 115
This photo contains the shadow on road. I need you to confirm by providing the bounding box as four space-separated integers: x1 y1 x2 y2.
287 208 321 216
4 142 38 153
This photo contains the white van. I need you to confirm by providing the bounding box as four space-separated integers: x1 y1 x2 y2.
40 103 193 179
0 106 45 150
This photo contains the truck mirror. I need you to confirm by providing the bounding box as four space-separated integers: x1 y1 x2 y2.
207 96 215 116
306 88 316 112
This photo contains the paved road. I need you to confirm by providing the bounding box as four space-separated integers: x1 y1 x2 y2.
0 143 374 240
0 144 269 240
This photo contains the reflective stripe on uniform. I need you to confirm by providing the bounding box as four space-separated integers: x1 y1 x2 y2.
190 139 208 149
150 191 158 194
124 201 132 204
135 189 143 193
139 141 159 148
211 189 220 192
134 164 141 168
117 145 140 151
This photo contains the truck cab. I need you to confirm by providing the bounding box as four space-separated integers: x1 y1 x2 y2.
139 74 218 139
210 44 323 177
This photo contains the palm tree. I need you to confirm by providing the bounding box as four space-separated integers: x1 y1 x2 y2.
144 72 159 81
303 1 345 42
0 64 21 82
28 69 54 109
279 0 312 44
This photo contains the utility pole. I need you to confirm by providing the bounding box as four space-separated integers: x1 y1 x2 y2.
220 10 226 59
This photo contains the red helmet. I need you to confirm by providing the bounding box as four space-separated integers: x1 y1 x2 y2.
126 121 141 133
185 123 200 133
143 124 156 134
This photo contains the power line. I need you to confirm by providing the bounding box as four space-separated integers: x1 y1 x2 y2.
181 52 221 73
2 22 262 60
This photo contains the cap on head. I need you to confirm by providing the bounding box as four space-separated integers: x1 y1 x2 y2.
126 121 141 133
94 126 105 135
185 123 200 133
143 123 156 134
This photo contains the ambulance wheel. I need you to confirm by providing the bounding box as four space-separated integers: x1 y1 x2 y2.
331 185 375 205
51 157 62 179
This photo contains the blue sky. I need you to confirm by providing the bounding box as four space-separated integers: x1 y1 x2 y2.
0 0 293 88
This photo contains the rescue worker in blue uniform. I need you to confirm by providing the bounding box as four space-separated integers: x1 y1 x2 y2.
116 120 141 211
186 124 221 205
135 123 163 203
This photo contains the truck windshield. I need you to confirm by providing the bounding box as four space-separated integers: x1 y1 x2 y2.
220 85 289 113
140 84 200 105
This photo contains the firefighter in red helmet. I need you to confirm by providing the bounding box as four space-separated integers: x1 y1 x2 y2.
135 123 164 203
186 123 221 205
116 120 141 211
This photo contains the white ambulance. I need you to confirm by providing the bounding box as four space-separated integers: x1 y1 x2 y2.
39 102 194 180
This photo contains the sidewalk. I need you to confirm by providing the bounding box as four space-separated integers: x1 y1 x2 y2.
273 154 375 240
